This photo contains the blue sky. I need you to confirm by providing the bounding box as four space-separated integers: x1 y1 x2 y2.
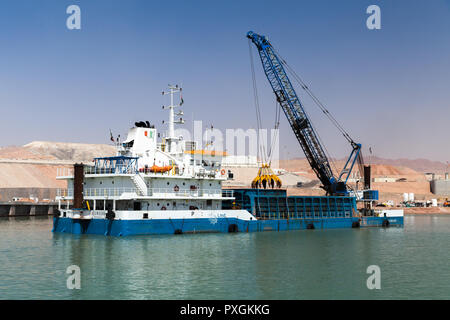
0 0 449 161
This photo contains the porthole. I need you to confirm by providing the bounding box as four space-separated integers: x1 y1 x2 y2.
167 182 170 185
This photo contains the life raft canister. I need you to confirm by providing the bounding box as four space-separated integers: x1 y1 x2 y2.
174 185 179 192
221 169 226 176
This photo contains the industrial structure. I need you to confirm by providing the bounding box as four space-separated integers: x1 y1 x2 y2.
430 173 450 195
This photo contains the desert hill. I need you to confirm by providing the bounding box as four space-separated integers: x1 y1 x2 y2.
0 141 116 163
23 141 116 162
0 141 443 202
364 156 448 174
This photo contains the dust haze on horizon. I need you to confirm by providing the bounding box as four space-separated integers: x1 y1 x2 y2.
0 0 449 162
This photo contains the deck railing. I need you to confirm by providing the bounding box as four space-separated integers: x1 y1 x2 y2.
56 166 225 178
56 167 73 177
56 188 234 199
84 166 136 175
56 166 137 178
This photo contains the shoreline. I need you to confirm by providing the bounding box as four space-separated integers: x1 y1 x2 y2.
403 207 450 215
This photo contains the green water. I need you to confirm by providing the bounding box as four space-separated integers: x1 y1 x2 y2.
0 215 449 299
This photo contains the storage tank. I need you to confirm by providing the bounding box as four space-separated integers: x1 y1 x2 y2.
403 193 409 202
431 199 438 207
408 193 414 202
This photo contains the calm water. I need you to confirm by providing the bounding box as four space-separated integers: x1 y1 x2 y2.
0 215 449 299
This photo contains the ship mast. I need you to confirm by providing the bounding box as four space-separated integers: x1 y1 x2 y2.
162 84 184 153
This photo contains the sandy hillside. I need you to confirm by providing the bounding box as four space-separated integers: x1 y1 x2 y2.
276 158 435 202
0 141 442 204
22 141 116 162
280 158 427 180
0 163 68 188
0 141 115 193
368 156 447 174
0 146 57 160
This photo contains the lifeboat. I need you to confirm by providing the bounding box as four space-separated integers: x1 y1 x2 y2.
149 165 173 173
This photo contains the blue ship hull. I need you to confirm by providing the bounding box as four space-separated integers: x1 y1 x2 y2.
52 216 403 236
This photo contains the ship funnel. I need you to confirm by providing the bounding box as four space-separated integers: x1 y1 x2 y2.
73 163 84 209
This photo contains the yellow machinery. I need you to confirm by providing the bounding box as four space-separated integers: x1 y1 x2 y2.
251 163 282 189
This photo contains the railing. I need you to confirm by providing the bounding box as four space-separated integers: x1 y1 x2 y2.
222 190 234 198
56 188 138 198
84 166 136 175
56 166 138 178
56 188 234 199
148 188 233 198
56 189 72 197
84 188 139 197
57 166 224 179
56 167 73 177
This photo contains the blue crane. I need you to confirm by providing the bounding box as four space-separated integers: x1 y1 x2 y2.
247 31 363 196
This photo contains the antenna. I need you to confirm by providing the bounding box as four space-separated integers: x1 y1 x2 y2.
162 85 184 152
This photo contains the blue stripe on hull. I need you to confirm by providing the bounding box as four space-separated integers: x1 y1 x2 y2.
362 216 404 227
51 216 386 236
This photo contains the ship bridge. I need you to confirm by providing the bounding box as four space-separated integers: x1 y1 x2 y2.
90 156 139 175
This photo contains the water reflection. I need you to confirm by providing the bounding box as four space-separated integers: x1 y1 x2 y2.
1 215 449 299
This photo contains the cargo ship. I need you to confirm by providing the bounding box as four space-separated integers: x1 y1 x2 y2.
52 85 403 236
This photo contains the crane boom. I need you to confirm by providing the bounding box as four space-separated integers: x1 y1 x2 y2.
247 31 361 195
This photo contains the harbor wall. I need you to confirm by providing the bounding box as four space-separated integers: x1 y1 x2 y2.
0 187 59 202
0 203 57 217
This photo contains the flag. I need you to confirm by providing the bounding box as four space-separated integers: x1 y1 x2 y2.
369 147 372 154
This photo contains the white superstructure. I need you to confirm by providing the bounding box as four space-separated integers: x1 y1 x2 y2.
56 86 237 220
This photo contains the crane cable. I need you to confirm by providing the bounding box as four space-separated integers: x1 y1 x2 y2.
283 53 366 180
272 47 355 146
267 99 281 164
249 40 337 176
272 46 366 179
271 46 340 178
248 40 267 164
298 98 340 180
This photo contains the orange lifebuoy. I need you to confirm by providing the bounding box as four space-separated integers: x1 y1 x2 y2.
221 169 226 175
161 206 167 210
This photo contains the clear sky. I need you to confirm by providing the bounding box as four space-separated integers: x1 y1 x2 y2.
0 0 449 162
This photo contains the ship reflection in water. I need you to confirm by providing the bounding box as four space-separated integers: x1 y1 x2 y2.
0 215 449 299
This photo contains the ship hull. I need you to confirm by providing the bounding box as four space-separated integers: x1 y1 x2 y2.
52 215 403 236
